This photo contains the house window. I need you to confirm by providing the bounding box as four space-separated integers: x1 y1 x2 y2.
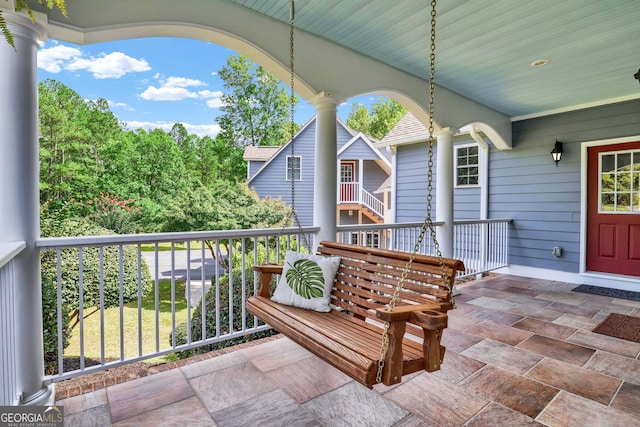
455 144 479 187
365 231 380 248
599 149 640 213
286 156 301 181
350 232 360 245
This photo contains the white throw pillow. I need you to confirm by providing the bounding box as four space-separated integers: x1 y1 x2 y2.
271 251 341 312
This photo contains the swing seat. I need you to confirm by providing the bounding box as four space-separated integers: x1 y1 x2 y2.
246 241 465 387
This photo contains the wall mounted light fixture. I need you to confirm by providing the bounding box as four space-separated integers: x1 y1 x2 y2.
634 68 640 83
551 140 563 166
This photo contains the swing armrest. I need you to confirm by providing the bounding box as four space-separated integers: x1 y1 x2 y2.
253 264 283 298
375 302 450 322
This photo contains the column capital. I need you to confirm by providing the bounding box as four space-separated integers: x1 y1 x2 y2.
2 7 49 43
308 91 344 110
435 127 455 141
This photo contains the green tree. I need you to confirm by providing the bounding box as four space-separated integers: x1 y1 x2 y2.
161 182 290 266
170 123 200 184
99 129 189 230
217 54 298 147
38 79 96 211
347 97 407 139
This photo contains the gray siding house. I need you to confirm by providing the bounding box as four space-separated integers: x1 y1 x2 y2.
379 101 640 291
246 116 392 229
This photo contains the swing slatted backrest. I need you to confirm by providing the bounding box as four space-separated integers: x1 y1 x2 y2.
318 241 460 318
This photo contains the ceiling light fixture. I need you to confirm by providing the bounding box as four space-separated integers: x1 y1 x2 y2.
530 59 550 67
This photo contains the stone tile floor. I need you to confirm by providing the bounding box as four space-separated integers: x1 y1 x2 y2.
56 274 640 426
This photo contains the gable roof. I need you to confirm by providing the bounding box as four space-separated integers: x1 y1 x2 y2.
378 112 430 147
337 132 392 170
243 146 280 161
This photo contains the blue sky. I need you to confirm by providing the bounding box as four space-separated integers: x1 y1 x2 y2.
37 37 377 138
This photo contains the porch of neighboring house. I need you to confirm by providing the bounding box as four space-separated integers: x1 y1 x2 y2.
337 160 387 226
56 274 640 426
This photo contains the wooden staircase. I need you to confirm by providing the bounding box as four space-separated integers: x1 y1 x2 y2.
338 203 384 224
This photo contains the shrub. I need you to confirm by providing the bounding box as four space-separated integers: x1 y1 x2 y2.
85 192 141 234
171 268 277 358
42 278 71 375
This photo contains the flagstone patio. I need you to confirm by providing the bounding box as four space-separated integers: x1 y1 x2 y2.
56 274 640 426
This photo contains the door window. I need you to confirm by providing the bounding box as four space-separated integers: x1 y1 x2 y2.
599 150 640 213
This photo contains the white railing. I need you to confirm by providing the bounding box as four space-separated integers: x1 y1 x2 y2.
37 227 317 383
0 241 26 405
34 219 509 383
337 219 511 278
338 182 385 218
361 188 384 217
339 182 360 203
454 219 511 276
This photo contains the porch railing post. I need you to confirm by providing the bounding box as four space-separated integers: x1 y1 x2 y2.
0 12 53 405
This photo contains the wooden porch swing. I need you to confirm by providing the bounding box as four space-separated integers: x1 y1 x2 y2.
246 0 464 388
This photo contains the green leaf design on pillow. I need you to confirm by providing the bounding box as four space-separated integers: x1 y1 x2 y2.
285 259 325 299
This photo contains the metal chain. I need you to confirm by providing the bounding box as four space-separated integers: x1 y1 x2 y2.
285 0 310 252
377 0 453 385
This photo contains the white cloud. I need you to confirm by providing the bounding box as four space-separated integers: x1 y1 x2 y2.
206 98 224 109
66 52 151 79
106 100 135 111
140 86 199 101
38 45 82 73
164 76 206 88
139 78 223 108
198 90 223 99
124 120 221 138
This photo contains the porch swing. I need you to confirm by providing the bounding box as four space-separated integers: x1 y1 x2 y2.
246 0 465 388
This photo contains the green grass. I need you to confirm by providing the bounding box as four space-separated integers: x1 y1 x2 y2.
65 279 190 362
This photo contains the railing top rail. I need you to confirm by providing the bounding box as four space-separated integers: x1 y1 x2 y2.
36 227 320 249
453 218 513 225
0 241 27 269
337 221 445 232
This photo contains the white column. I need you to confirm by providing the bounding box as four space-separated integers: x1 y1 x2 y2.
0 12 53 405
435 128 455 258
309 92 341 249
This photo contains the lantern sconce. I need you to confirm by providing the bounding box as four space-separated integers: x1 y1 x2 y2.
551 140 563 167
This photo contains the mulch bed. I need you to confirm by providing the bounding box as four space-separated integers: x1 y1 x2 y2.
54 335 284 401
592 313 640 343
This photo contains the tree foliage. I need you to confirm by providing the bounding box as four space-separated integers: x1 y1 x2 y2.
347 97 407 139
217 54 297 147
161 183 291 265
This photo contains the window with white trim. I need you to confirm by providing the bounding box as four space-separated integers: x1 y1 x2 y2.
455 144 479 187
286 156 301 181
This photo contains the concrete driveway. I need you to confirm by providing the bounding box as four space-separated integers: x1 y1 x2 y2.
141 248 227 307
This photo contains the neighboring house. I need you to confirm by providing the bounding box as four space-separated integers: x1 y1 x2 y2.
378 103 640 291
245 116 392 235
244 146 280 181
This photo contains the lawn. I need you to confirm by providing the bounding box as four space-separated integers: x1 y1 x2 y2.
65 279 190 362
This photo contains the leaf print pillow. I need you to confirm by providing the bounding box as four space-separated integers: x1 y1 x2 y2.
271 251 341 312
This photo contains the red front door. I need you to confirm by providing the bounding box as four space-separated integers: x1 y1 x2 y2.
586 142 640 277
